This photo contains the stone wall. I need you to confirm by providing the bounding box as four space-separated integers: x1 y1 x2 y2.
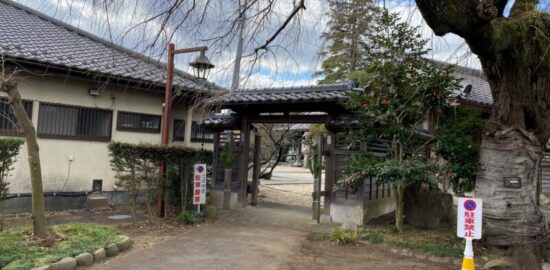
404 187 454 229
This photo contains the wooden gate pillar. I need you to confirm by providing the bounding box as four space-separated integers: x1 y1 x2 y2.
238 116 251 207
323 133 336 216
251 134 261 206
211 131 220 187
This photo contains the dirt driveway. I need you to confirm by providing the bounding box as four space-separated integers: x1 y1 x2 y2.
91 202 454 270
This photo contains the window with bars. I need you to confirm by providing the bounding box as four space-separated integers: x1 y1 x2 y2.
38 103 112 141
0 98 33 136
190 121 213 142
173 119 185 141
116 111 161 133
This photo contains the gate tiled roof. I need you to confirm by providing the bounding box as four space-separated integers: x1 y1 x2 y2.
215 82 361 105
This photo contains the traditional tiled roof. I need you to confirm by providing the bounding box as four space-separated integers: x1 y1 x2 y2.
201 112 240 131
216 82 361 105
0 0 224 93
453 66 493 106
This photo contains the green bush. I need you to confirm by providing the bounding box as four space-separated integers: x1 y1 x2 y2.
435 106 484 193
165 157 212 214
220 142 235 168
330 226 358 245
178 211 199 225
108 142 212 221
0 138 24 232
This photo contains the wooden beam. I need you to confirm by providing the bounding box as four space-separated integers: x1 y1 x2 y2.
225 102 348 115
251 134 261 206
247 114 328 124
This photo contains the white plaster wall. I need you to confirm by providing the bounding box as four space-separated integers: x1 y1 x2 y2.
3 76 212 193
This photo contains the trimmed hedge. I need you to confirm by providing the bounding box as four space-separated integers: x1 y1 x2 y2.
107 142 212 218
108 142 212 165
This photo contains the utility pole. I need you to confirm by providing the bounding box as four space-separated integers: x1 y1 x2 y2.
231 0 247 91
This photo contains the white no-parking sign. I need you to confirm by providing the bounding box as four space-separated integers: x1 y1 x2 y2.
193 164 207 205
457 197 483 239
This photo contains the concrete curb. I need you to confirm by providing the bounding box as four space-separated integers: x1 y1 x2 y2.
30 235 132 270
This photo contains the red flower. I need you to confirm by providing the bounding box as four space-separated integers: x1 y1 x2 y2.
383 98 390 105
351 172 357 177
362 103 369 109
447 172 453 177
420 183 428 190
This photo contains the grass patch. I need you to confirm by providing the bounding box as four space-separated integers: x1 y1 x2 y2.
359 230 384 244
330 226 359 245
0 223 120 270
358 226 463 258
420 243 463 257
310 232 330 241
178 211 202 225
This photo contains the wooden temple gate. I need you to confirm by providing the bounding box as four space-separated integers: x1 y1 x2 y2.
202 82 393 221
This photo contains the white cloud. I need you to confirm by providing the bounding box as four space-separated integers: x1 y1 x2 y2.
14 0 482 90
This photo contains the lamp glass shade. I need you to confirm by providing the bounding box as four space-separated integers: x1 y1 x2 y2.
189 51 214 80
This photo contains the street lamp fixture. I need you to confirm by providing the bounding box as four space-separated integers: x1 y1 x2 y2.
190 50 215 80
158 43 215 217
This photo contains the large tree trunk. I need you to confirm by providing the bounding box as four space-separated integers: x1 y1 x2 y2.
3 82 48 238
474 40 550 248
415 3 550 262
476 127 545 246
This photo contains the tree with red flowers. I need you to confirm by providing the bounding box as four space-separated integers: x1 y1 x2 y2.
337 12 461 232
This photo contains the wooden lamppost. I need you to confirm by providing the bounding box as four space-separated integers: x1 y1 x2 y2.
158 43 214 217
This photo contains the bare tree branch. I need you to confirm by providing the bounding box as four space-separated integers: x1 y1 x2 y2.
254 0 306 53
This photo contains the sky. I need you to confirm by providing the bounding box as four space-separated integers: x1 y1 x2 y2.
11 0 549 90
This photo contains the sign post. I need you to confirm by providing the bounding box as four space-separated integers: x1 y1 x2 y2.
457 197 482 270
193 164 207 213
